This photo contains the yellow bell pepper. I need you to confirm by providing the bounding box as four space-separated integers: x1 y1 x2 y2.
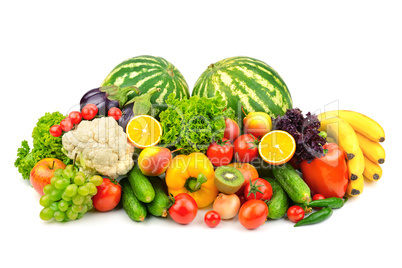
165 152 218 208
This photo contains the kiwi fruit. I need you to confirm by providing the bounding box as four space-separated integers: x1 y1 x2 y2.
214 166 245 194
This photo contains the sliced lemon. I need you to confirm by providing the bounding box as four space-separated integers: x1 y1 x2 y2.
126 115 162 148
258 130 296 165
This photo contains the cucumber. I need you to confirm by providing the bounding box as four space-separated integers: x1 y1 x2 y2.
146 177 172 217
128 165 155 203
120 177 147 222
272 163 311 203
264 177 289 219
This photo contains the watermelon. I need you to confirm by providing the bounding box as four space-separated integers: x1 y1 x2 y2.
192 56 293 121
101 55 190 113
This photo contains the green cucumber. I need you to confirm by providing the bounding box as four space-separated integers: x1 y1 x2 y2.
128 165 155 203
264 177 289 219
120 177 147 222
146 177 171 217
272 163 311 204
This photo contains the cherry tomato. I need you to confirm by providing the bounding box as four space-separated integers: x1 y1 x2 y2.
92 178 122 212
206 138 234 166
312 193 326 210
244 178 273 201
287 205 305 223
169 193 198 225
233 134 259 163
108 107 122 121
238 199 268 230
81 106 97 120
49 125 62 137
69 111 82 124
204 210 221 228
85 103 99 114
60 117 73 132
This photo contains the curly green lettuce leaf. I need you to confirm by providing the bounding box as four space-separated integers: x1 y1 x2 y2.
14 112 72 180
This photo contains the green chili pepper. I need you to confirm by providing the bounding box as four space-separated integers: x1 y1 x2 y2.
308 197 347 209
294 207 333 227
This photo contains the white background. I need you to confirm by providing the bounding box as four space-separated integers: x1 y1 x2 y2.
1 1 401 267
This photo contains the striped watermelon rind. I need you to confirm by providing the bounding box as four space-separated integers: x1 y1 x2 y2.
101 55 190 113
192 56 293 121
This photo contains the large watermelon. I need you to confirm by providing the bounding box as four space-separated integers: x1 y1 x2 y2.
101 55 190 113
192 56 293 121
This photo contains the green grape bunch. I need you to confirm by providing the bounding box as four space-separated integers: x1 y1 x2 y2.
39 165 103 222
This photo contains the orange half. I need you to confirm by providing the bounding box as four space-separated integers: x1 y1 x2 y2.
258 130 296 165
126 115 162 148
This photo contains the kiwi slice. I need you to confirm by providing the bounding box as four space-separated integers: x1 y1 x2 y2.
214 166 245 194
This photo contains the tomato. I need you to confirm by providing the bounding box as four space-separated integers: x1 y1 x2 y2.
169 193 198 225
312 193 326 210
81 106 97 120
49 125 62 137
92 178 122 212
85 103 99 114
204 210 221 228
108 107 122 121
244 178 273 201
60 117 73 132
233 134 259 163
238 199 268 230
287 205 305 223
69 111 82 124
206 138 234 166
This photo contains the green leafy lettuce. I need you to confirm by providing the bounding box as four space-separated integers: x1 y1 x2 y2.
159 94 235 154
14 112 71 180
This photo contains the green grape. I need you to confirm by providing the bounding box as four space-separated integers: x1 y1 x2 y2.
61 192 72 201
50 202 59 211
72 194 84 205
86 201 93 211
74 174 86 186
66 207 78 220
50 189 63 201
39 194 53 207
40 207 54 221
58 200 69 212
55 178 70 190
63 165 75 178
81 204 88 214
54 168 64 177
50 176 58 185
43 184 55 195
54 211 66 222
83 195 92 205
64 184 78 197
86 182 97 196
89 175 103 186
77 212 86 219
71 204 82 213
78 185 89 196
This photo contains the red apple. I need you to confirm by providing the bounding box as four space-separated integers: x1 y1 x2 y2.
243 112 272 139
138 146 173 176
224 118 240 143
30 158 67 195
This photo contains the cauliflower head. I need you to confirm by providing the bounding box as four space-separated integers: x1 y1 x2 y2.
62 117 135 179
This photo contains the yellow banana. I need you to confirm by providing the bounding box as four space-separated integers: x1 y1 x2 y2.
346 174 364 196
318 115 360 160
355 131 386 164
319 110 385 143
347 147 364 181
363 155 383 181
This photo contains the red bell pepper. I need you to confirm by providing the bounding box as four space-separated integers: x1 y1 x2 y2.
300 143 348 198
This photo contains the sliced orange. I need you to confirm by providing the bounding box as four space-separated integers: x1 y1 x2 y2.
126 115 162 148
258 130 296 165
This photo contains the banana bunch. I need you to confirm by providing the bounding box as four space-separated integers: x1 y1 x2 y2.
318 110 385 197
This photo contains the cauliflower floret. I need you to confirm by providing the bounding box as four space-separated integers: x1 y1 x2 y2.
62 117 135 179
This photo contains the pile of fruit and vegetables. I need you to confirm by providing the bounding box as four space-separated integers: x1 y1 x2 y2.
15 55 386 229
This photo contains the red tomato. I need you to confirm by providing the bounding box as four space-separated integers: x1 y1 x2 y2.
312 193 326 210
206 138 234 166
92 178 122 212
169 193 198 225
49 125 62 137
60 118 73 132
233 134 259 163
108 107 122 121
204 210 221 228
69 111 82 124
85 103 99 114
244 178 273 201
81 106 97 120
287 205 305 223
238 199 268 230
